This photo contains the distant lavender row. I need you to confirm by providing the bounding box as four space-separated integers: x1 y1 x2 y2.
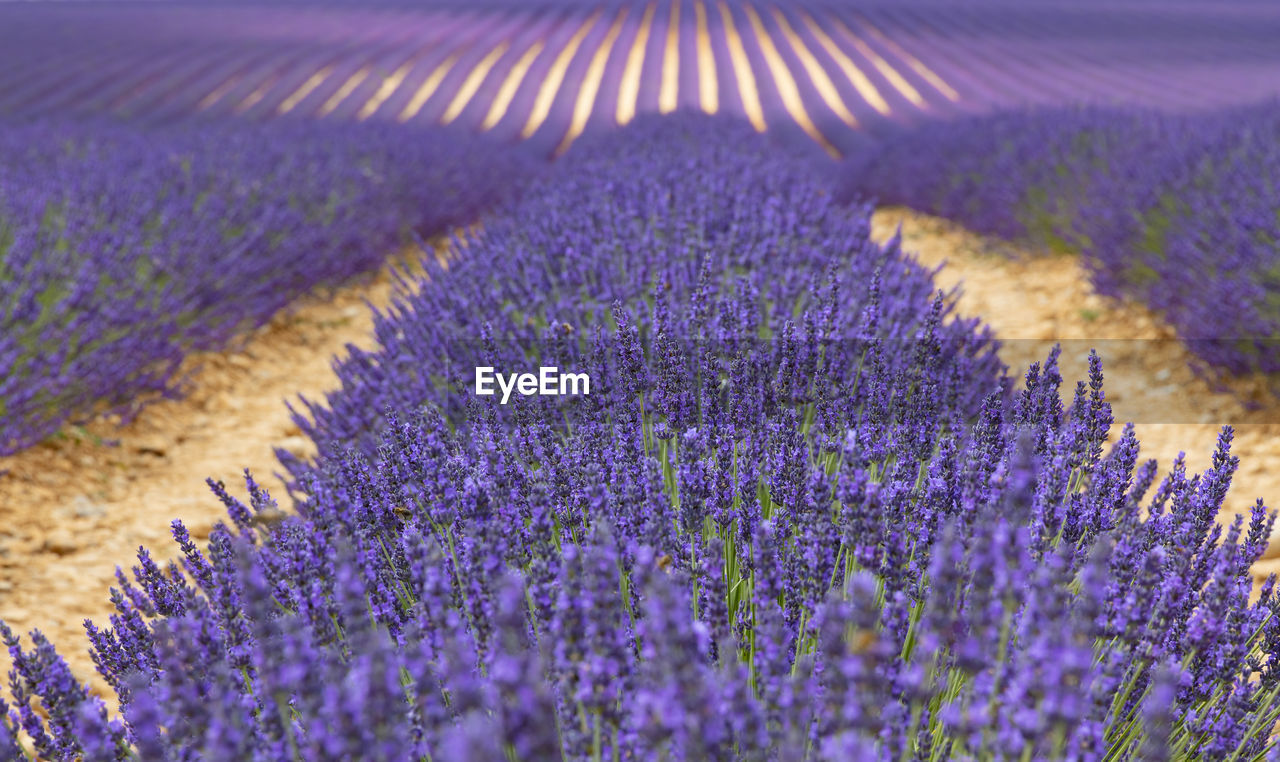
842 101 1280 378
5 1 1280 156
0 118 537 455
6 115 1279 761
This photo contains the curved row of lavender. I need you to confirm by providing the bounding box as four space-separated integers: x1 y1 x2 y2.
277 113 991 469
0 119 536 455
5 116 1278 760
842 101 1280 380
4 1 1280 157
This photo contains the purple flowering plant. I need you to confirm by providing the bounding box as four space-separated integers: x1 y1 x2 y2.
842 101 1280 381
0 117 536 455
3 115 1279 761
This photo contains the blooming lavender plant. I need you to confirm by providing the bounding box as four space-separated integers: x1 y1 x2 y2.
281 114 993 468
841 101 1280 381
3 115 1277 761
0 117 537 454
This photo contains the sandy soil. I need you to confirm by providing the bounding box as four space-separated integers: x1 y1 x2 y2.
0 210 1277 712
871 208 1280 579
0 248 432 700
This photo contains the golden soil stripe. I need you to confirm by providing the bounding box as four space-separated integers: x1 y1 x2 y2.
196 73 243 110
742 3 839 156
278 65 335 115
770 8 857 128
693 0 718 114
397 52 463 122
659 0 681 114
799 9 890 116
521 9 603 139
356 14 492 121
233 75 277 113
359 57 420 120
831 15 928 109
318 65 371 116
440 40 512 125
556 7 630 156
616 1 657 125
716 0 765 132
853 13 960 102
482 38 546 130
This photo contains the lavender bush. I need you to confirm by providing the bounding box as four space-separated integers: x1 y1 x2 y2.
280 114 976 468
0 118 537 454
842 101 1280 379
4 116 1278 761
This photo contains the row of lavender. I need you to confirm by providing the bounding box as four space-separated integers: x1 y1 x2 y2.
0 118 535 455
6 115 1278 760
842 100 1280 379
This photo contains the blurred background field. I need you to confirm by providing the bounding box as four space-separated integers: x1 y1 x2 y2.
5 0 1280 148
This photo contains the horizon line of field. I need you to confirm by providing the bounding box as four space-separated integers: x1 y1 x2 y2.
0 2 1110 157
1 2 962 157
4 2 1280 156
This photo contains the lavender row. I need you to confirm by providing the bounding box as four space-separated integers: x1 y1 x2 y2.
281 113 997 468
5 115 1279 760
0 118 538 455
841 101 1280 379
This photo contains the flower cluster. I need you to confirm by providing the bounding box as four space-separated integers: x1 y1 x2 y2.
841 101 1280 380
4 115 1278 761
0 117 537 454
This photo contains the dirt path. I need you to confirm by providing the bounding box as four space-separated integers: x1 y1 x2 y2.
1 211 1278 710
0 249 432 700
871 208 1280 581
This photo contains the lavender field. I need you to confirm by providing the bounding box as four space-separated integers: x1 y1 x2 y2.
4 1 1280 154
2 1 1280 760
